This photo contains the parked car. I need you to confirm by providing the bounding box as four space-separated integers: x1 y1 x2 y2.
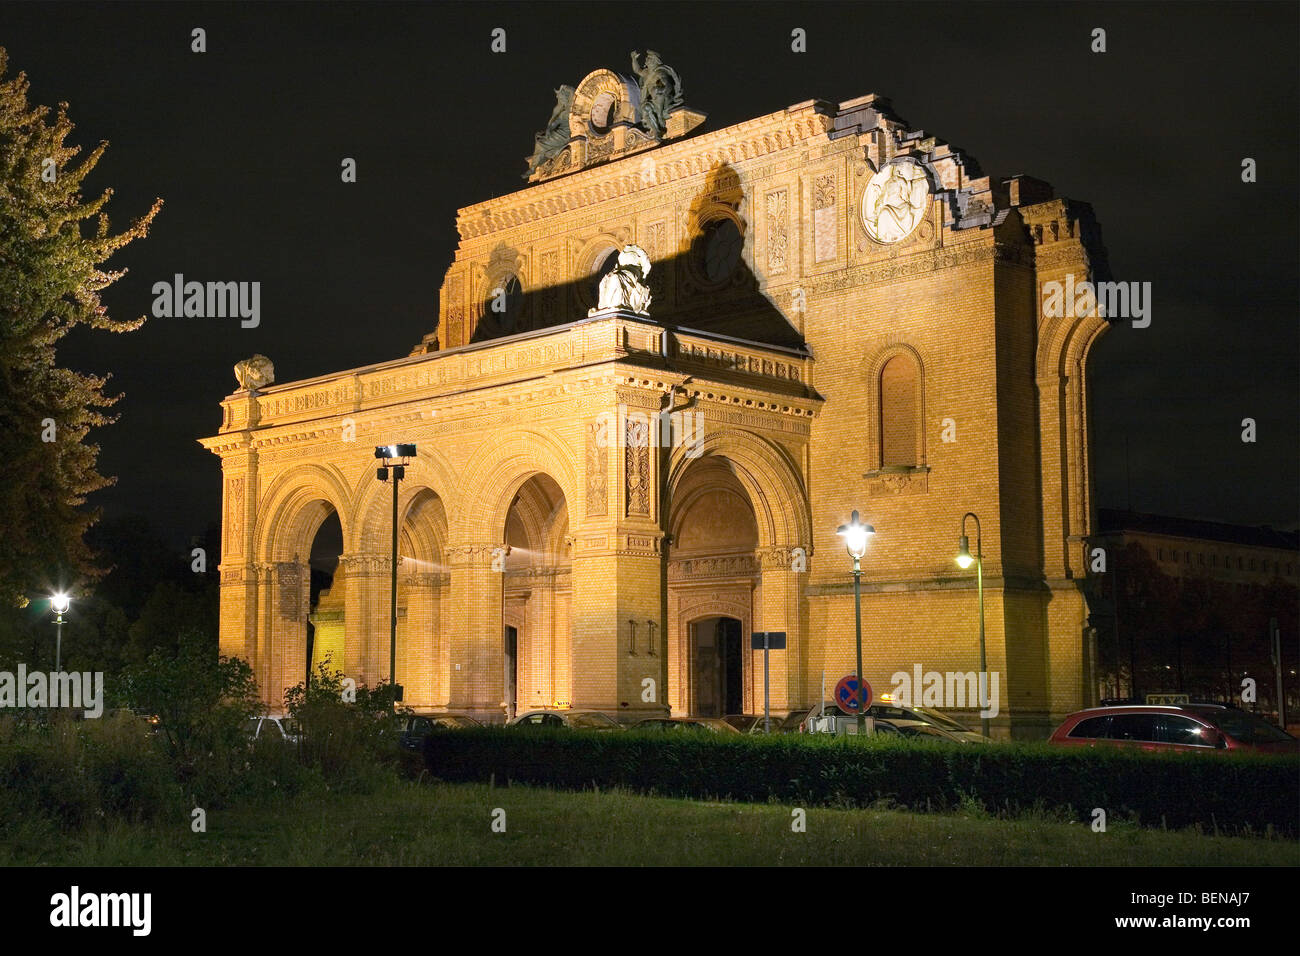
871 718 973 744
799 700 991 742
633 717 742 734
508 710 624 731
246 715 301 744
721 714 782 734
773 711 809 734
393 713 484 750
1048 704 1298 754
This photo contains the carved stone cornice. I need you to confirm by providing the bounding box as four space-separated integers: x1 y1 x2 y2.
668 554 758 582
756 546 811 572
802 240 1027 297
456 108 833 242
863 465 930 497
338 554 397 575
443 544 506 565
402 571 449 589
504 567 573 584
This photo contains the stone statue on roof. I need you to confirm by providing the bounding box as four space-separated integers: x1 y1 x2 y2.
525 84 575 178
234 354 275 391
630 50 684 140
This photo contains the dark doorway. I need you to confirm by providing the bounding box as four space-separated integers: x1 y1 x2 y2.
307 509 343 682
692 616 743 716
504 625 519 719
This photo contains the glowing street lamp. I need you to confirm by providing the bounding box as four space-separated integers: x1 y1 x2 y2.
955 512 989 739
375 444 417 705
836 510 875 735
51 593 70 671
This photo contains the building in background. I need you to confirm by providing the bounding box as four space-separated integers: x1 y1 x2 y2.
1095 509 1298 587
1088 509 1298 720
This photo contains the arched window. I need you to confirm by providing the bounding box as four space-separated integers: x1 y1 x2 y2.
879 353 920 467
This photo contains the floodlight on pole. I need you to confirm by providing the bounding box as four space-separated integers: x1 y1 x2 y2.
955 512 990 739
374 444 417 707
836 510 874 735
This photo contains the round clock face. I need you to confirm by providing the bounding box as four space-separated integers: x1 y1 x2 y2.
862 161 930 244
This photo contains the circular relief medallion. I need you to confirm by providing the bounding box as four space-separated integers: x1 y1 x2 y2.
861 160 930 244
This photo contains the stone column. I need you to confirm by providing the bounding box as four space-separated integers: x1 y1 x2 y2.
536 571 557 707
256 561 309 711
757 546 808 712
339 552 391 688
435 574 452 706
401 570 440 708
444 543 505 714
570 530 665 715
217 450 258 666
219 563 259 677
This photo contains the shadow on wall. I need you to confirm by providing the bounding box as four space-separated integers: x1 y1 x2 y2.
464 163 805 351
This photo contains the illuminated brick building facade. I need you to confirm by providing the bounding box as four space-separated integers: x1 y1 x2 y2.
202 58 1112 735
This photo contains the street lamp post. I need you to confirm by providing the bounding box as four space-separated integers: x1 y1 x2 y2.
955 512 990 739
375 444 417 707
51 593 70 671
836 510 875 735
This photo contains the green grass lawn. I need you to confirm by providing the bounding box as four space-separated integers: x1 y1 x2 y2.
6 778 1297 866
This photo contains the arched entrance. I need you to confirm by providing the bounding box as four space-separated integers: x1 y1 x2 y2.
668 455 759 716
307 510 344 680
502 472 571 718
251 463 354 711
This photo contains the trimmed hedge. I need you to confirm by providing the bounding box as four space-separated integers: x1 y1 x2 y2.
424 728 1300 836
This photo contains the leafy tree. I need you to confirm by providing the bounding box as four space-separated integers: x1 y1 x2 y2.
126 579 217 664
121 630 260 771
0 47 162 608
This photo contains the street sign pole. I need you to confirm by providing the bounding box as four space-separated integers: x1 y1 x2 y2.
1271 617 1285 729
764 634 770 734
751 632 786 733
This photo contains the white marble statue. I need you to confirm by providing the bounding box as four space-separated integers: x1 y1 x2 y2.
590 244 653 316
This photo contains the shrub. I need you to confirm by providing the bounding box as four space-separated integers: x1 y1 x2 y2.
120 631 261 775
424 729 1299 836
0 711 183 833
282 658 405 792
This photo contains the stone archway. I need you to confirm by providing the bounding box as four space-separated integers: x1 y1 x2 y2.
503 474 571 717
251 463 353 710
666 431 811 715
446 430 580 718
667 455 759 715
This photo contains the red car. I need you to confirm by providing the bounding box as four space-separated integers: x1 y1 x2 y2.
1048 704 1298 754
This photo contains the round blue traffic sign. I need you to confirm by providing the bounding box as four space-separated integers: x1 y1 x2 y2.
834 675 872 715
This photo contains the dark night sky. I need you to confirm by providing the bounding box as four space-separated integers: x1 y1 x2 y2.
4 2 1297 550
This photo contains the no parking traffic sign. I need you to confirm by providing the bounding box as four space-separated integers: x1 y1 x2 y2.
834 674 872 714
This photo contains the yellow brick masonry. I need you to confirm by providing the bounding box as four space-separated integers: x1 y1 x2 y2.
201 84 1110 737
